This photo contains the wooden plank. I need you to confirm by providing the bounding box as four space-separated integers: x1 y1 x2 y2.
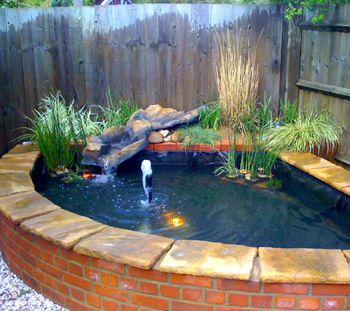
297 79 350 101
300 23 350 33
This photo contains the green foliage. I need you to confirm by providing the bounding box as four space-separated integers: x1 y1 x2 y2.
101 89 138 129
199 102 221 131
177 125 221 147
51 0 72 6
19 92 102 173
264 110 340 153
215 133 239 177
62 171 84 183
267 177 283 190
279 100 298 124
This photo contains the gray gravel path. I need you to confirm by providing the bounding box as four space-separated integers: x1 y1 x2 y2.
0 251 67 311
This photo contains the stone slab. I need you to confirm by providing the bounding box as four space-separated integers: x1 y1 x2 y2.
0 173 34 197
74 227 174 269
158 239 257 280
341 186 350 196
279 152 335 172
308 166 350 193
0 156 36 174
260 248 350 283
0 191 60 223
21 209 107 249
343 250 350 261
5 144 40 156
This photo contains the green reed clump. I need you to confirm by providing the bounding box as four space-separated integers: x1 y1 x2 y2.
215 132 239 178
177 125 221 148
199 102 221 131
101 89 138 129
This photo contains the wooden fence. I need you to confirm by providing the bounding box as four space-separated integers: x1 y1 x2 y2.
0 4 294 155
298 6 350 164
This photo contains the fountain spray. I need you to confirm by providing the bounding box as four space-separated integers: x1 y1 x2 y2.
141 160 153 204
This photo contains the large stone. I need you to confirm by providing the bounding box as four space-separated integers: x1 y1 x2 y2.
21 209 107 249
74 227 174 269
148 131 164 144
279 152 335 172
0 173 34 197
0 156 36 174
158 240 257 279
82 104 203 169
260 248 350 283
4 144 40 156
0 191 60 223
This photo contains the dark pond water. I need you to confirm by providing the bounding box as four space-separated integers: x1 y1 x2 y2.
36 164 350 249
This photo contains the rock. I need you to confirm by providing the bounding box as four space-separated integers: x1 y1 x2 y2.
82 104 205 169
170 133 180 143
163 136 172 142
159 130 170 137
148 131 164 144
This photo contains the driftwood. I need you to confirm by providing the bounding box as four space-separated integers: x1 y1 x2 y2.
82 104 204 169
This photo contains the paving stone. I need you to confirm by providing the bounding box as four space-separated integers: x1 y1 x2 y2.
343 250 350 261
158 240 257 279
21 209 107 249
0 173 34 197
0 157 36 174
0 191 60 223
74 227 174 269
341 186 350 196
279 152 335 172
260 248 350 283
308 166 350 193
4 144 40 156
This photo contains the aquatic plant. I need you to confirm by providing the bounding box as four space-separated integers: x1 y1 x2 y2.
199 102 221 131
177 125 221 148
215 132 239 178
279 99 298 125
214 28 260 130
264 110 340 153
267 177 283 190
101 89 138 129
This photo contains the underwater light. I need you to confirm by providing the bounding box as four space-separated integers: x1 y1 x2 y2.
163 212 186 228
82 172 94 179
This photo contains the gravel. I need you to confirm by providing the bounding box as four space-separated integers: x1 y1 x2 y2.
0 251 67 311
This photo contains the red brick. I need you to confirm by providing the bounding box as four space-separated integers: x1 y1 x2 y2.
69 262 83 276
275 296 296 309
140 281 158 295
131 293 168 310
57 282 69 295
251 295 273 308
101 272 118 286
41 250 54 264
323 297 344 310
205 290 225 304
220 139 230 151
37 261 62 279
64 273 91 290
33 270 44 283
312 284 350 295
31 245 41 257
171 274 212 288
61 248 89 264
154 142 178 151
95 283 127 302
86 293 101 308
36 238 59 254
42 286 65 306
160 285 180 298
145 144 154 151
66 298 93 311
183 287 202 302
43 274 57 289
265 283 308 295
22 272 41 291
196 143 215 151
129 267 166 282
92 258 124 274
54 257 68 270
102 300 119 311
71 287 85 301
299 297 320 310
172 301 212 311
217 279 260 292
85 267 100 281
120 277 137 290
227 293 249 306
20 249 37 267
121 305 137 311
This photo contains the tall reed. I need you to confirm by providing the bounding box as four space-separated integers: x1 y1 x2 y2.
214 28 260 130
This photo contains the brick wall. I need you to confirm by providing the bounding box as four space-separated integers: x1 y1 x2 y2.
1 212 350 311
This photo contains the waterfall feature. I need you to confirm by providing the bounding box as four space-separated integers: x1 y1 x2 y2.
141 160 153 204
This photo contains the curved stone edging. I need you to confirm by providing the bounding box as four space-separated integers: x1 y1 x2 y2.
1 144 350 310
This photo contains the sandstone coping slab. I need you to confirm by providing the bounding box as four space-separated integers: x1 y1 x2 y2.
4 144 40 156
74 227 174 269
157 239 257 280
0 172 34 197
307 166 350 193
279 152 335 172
0 156 37 174
0 191 60 223
20 209 107 249
260 248 350 283
343 250 350 261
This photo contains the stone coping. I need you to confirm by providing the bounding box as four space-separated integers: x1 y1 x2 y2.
0 143 350 284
